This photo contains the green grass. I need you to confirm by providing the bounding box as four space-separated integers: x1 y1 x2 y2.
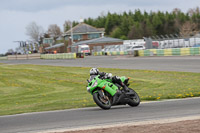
0 64 200 115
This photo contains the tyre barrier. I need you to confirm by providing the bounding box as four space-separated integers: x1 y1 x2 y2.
138 47 200 56
76 53 85 58
40 53 76 59
94 52 103 56
95 50 146 57
94 47 200 57
95 51 128 56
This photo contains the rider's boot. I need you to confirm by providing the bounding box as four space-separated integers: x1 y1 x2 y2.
121 82 129 92
123 85 129 92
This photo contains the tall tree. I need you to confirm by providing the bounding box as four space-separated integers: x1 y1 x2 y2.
48 24 62 40
6 49 14 55
110 27 122 38
120 17 131 36
63 20 71 32
26 22 44 42
142 19 154 37
105 12 113 35
128 22 143 39
179 21 198 37
81 7 200 39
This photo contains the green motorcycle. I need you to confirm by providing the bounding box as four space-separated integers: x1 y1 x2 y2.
87 75 140 110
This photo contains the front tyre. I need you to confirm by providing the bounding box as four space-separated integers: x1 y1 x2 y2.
127 89 140 107
93 92 111 110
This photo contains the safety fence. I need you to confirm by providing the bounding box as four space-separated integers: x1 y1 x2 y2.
2 48 199 60
40 53 76 59
94 47 200 57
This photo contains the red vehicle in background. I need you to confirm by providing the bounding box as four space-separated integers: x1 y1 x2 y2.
152 41 159 48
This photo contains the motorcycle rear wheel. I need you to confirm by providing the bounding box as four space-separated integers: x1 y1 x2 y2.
93 91 111 110
127 89 140 107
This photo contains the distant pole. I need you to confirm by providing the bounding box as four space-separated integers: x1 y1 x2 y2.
188 34 191 47
194 31 196 46
180 33 186 47
170 34 175 48
156 35 162 48
160 35 166 48
154 36 162 49
165 35 170 48
175 34 180 47
151 36 157 41
70 22 73 45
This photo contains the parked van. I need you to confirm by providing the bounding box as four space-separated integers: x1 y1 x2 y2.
78 44 91 55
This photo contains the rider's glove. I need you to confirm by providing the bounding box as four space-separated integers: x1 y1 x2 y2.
105 73 112 79
99 72 106 77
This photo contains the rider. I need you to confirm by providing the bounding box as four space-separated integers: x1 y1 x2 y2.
89 68 128 90
89 68 129 104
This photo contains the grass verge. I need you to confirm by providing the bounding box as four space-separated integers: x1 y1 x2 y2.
0 64 200 115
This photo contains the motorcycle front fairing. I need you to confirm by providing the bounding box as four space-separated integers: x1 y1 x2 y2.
87 75 118 96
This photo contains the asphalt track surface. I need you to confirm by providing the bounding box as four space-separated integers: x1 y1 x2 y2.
0 56 200 133
0 56 200 73
0 98 200 133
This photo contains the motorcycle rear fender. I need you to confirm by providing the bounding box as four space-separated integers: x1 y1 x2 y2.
120 76 127 82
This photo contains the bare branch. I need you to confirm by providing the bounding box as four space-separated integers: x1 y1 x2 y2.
26 22 44 42
48 24 62 40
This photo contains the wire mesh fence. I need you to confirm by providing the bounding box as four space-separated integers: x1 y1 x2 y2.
145 33 200 49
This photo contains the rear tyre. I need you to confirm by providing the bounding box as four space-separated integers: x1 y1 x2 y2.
127 89 140 107
93 92 111 110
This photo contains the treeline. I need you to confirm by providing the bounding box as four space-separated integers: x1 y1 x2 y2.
81 7 200 40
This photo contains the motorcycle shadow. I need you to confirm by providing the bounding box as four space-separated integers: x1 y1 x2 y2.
87 105 138 111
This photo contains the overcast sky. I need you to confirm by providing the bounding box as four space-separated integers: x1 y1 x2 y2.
0 0 200 54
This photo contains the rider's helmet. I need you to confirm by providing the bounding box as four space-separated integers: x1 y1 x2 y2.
90 68 99 75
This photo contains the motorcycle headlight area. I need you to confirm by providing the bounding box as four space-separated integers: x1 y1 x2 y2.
92 80 98 87
87 87 91 93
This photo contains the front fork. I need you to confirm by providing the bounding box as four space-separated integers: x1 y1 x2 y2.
97 89 110 103
98 89 105 98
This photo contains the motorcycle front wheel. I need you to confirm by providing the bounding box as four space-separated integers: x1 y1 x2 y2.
127 88 140 107
93 91 111 110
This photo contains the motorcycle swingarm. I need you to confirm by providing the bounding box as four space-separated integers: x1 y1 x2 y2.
125 92 135 98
